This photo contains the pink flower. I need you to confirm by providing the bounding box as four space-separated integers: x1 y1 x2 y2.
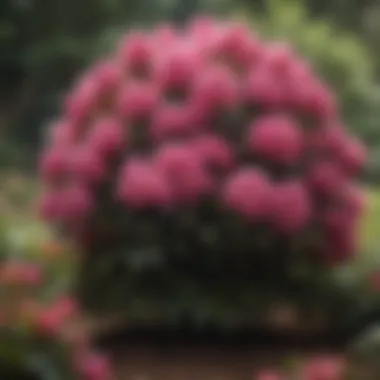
270 181 311 234
91 60 120 95
75 353 111 380
35 310 63 336
118 31 152 72
302 81 336 120
35 297 77 336
247 115 302 164
117 158 172 208
213 24 262 68
154 46 201 90
193 133 234 170
323 223 356 264
154 143 212 203
192 65 239 116
48 120 76 147
65 76 99 124
151 24 177 47
281 60 314 109
37 191 64 221
39 147 70 182
0 262 43 286
118 81 159 120
321 207 353 236
301 356 345 380
21 264 44 286
263 43 294 74
342 185 366 217
338 136 366 176
35 298 75 336
221 168 272 220
89 117 126 155
255 370 283 380
307 161 345 195
187 16 218 38
71 146 106 183
150 104 194 140
59 185 93 223
245 66 284 108
306 125 346 158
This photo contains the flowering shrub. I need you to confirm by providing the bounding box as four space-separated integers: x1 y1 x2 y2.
37 17 366 319
0 234 111 380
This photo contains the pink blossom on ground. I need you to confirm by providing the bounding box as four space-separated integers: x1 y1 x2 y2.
221 168 272 220
35 309 65 336
300 355 345 380
117 158 172 208
247 115 302 164
75 352 111 380
255 370 284 380
270 181 311 234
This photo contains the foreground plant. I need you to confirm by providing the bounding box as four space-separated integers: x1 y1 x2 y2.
38 17 366 322
256 355 347 380
0 234 111 380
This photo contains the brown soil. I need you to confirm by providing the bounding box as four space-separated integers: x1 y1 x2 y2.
110 346 283 380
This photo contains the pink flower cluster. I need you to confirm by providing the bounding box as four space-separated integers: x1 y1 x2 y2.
256 355 346 380
0 256 111 380
38 17 366 266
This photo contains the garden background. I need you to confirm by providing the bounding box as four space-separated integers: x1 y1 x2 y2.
2 0 380 379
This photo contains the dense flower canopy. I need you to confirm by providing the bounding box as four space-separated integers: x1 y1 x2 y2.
38 17 366 267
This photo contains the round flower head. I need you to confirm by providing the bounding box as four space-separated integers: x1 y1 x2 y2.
247 115 302 165
222 168 272 220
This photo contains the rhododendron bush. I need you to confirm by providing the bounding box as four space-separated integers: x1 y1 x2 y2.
0 235 110 380
38 17 366 320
